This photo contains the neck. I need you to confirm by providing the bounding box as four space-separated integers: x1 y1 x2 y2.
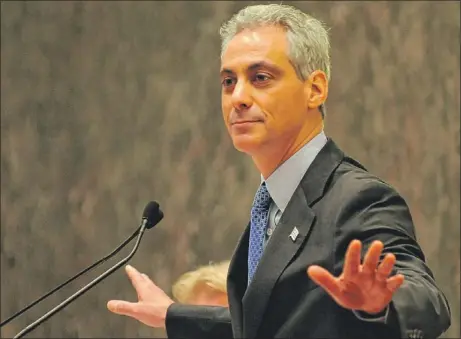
253 112 324 179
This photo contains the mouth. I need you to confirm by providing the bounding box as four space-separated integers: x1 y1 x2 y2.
231 120 263 126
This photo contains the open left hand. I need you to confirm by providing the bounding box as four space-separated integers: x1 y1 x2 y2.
307 239 404 314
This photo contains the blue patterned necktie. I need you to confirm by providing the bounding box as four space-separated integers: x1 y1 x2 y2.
248 182 272 285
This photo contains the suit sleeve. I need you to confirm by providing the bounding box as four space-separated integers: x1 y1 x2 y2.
165 303 233 339
334 179 451 339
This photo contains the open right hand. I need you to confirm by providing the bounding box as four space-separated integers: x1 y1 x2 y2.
107 265 174 328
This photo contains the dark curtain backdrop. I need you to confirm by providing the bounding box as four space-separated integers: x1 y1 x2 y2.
1 1 459 338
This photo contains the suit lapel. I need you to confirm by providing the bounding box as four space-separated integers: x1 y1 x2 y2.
298 138 345 206
242 187 316 338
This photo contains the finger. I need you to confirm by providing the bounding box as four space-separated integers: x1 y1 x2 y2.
362 240 384 275
125 265 147 290
142 273 155 283
386 274 405 292
343 240 362 280
107 300 141 317
376 253 396 282
307 266 342 297
141 273 157 287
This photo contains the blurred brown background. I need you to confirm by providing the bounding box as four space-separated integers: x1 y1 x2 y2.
1 1 459 338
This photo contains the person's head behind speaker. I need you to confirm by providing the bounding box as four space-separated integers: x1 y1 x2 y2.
172 261 230 307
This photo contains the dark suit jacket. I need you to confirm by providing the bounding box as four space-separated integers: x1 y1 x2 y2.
166 139 451 339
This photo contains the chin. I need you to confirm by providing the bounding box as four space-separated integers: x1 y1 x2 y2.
231 135 262 154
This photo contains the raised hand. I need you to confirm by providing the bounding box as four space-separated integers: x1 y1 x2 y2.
307 239 404 314
107 265 174 328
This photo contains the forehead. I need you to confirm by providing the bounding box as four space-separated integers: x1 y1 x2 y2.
220 26 291 71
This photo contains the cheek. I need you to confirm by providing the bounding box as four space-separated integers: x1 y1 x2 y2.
221 97 232 125
252 93 276 117
255 95 290 129
260 90 306 131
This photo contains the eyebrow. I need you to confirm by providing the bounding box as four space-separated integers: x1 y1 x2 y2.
220 61 282 76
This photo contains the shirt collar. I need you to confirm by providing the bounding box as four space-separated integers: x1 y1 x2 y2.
261 131 328 213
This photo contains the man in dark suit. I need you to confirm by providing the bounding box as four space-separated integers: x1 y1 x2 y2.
107 4 451 338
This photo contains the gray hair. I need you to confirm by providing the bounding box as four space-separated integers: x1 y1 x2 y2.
219 4 331 118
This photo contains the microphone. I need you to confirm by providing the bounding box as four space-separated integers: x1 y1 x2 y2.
11 201 164 339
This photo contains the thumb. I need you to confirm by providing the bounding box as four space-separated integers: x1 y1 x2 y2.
307 265 341 297
107 300 141 317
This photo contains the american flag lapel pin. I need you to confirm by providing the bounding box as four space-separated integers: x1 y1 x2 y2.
289 227 299 242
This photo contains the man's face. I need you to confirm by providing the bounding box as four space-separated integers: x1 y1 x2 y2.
220 26 311 154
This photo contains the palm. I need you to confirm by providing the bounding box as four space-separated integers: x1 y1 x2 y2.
330 267 395 313
307 240 404 314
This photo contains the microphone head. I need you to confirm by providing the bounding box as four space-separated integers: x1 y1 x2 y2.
142 201 164 229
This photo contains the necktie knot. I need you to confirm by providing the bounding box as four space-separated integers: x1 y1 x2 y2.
252 182 271 210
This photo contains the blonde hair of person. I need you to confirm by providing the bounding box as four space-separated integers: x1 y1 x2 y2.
172 260 230 304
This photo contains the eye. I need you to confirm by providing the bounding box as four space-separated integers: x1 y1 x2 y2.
221 77 235 87
253 73 272 84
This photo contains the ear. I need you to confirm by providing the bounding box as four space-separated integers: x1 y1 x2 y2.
304 70 328 109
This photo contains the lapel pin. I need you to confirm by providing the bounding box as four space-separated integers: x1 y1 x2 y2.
289 227 299 242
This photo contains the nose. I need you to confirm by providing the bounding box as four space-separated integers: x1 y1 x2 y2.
231 80 253 111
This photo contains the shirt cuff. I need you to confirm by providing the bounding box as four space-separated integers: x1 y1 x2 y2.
352 305 390 323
